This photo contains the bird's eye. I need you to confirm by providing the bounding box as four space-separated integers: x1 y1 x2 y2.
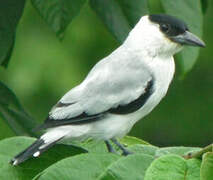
160 24 170 33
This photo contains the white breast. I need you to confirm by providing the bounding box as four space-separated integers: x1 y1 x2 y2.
140 56 175 117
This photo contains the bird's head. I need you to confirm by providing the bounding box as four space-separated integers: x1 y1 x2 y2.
126 14 205 58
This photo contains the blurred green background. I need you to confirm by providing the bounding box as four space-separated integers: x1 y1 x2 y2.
0 1 212 147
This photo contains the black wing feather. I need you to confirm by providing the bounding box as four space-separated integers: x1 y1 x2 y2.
109 79 154 114
35 79 154 130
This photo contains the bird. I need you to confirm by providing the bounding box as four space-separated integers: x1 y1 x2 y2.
10 14 205 166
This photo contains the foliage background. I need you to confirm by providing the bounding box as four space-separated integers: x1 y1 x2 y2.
0 0 212 147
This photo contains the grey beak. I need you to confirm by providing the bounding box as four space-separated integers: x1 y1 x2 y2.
170 31 205 47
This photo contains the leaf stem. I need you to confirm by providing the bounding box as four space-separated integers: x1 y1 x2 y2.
184 144 213 159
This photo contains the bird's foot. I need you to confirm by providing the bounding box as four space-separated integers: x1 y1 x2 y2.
111 138 133 156
105 140 117 154
122 149 133 156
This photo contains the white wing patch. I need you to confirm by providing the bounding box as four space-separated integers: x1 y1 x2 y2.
33 151 40 157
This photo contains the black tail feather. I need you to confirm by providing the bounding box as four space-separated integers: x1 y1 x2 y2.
10 139 44 165
10 137 63 166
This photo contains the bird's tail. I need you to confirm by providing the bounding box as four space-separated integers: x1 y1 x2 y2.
10 134 64 166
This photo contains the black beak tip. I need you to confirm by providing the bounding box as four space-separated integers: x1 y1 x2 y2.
172 31 206 48
188 33 206 48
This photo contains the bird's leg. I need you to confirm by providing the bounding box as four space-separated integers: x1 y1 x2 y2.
111 138 133 156
105 140 117 153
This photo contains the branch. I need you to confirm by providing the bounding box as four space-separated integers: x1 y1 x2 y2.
184 144 213 159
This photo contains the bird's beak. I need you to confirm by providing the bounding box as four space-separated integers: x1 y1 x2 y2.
170 31 205 47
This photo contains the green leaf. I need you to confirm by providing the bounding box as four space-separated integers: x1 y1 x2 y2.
144 154 201 180
35 153 120 180
0 82 37 135
120 135 150 146
1 35 15 68
0 0 25 67
116 0 149 27
155 146 201 157
160 0 203 75
89 0 149 42
201 0 208 14
128 144 158 156
99 154 154 180
200 152 213 180
31 0 86 39
186 159 201 180
78 140 109 153
0 82 21 109
144 155 187 180
74 136 149 154
89 0 130 42
148 0 164 14
0 136 85 180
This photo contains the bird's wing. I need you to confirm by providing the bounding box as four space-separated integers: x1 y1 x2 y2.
39 49 154 129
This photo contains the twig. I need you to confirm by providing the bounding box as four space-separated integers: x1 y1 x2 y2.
183 144 213 159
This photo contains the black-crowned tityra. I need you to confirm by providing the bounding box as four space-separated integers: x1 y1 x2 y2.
11 14 205 166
